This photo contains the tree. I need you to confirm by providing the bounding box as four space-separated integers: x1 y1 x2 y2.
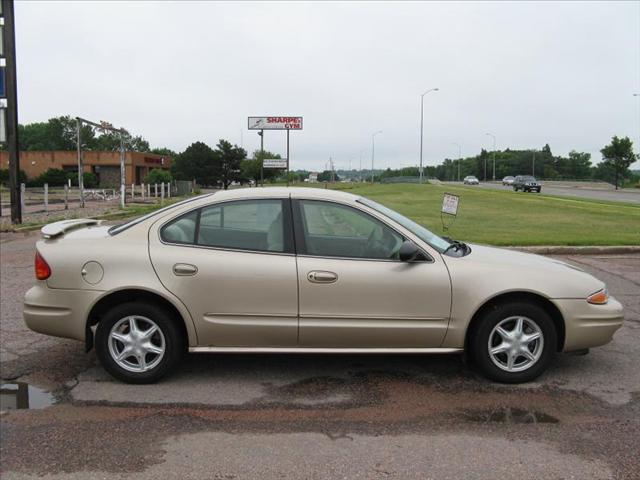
171 141 217 185
600 136 636 189
240 150 282 184
318 170 339 182
90 129 150 152
212 139 246 189
144 168 172 185
8 115 152 153
16 116 93 151
150 147 178 158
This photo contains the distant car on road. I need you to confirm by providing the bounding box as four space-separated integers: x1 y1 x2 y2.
513 175 541 193
463 176 479 185
502 176 515 186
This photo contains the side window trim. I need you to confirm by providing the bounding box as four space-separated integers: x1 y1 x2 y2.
159 198 295 255
291 198 415 262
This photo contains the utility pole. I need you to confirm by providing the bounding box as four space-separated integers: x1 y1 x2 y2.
119 135 125 208
452 142 462 182
419 88 439 184
3 0 21 223
532 150 536 176
371 130 382 183
486 133 496 181
76 118 84 208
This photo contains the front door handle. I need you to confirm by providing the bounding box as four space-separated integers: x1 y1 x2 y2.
173 263 198 276
307 270 338 284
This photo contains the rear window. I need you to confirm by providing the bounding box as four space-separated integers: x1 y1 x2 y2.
108 194 212 235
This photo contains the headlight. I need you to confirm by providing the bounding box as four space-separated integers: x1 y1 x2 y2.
587 288 608 305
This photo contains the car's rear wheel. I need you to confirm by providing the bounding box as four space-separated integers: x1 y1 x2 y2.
471 301 557 383
95 301 183 383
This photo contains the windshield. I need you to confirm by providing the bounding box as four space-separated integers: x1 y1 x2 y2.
109 194 212 235
357 197 451 252
522 176 536 181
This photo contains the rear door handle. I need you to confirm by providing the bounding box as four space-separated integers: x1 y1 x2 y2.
307 270 338 284
173 263 198 276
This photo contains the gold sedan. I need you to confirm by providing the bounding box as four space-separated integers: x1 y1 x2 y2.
24 188 623 383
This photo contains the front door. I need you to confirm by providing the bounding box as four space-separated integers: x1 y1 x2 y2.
293 199 451 348
149 198 298 347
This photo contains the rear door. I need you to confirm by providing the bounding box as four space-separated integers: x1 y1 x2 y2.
293 199 452 348
149 197 299 347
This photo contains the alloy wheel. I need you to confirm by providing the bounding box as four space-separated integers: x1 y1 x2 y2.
487 316 544 372
108 315 166 373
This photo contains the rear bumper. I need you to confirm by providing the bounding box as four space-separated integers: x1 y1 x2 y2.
554 297 624 351
23 284 101 342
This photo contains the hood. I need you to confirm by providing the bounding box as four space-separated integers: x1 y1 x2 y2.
443 243 605 299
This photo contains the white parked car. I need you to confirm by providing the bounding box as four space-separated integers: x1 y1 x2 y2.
25 188 623 384
463 176 479 185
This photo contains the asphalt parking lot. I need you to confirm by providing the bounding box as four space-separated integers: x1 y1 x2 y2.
1 230 639 479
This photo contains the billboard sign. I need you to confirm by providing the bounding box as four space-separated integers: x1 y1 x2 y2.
248 116 302 130
263 158 288 169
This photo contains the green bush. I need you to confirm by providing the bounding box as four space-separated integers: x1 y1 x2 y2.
0 169 27 186
28 168 69 187
144 168 172 185
65 172 99 189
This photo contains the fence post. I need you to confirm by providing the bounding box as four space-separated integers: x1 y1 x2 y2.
161 182 165 201
154 183 158 198
168 182 171 198
64 184 69 210
192 179 196 193
148 183 151 198
44 183 49 213
141 183 145 200
20 183 25 215
131 183 134 200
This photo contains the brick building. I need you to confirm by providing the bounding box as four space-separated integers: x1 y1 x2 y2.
0 151 173 187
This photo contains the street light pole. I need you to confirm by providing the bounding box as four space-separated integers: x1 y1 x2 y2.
452 142 462 182
371 130 382 183
486 133 496 181
419 88 439 184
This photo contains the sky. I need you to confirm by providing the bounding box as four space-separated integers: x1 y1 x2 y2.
15 1 640 171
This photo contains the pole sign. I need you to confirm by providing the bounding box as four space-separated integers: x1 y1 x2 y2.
248 116 303 130
263 158 288 169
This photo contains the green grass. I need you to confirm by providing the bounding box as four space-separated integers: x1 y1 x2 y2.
327 183 640 246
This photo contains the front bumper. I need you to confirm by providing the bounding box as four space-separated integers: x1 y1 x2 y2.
554 296 624 352
23 283 102 342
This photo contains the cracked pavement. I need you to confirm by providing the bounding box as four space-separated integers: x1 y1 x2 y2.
1 230 639 479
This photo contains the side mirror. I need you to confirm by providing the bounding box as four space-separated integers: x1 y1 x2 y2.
399 240 422 262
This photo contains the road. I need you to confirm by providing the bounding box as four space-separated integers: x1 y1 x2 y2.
1 231 639 479
447 181 640 204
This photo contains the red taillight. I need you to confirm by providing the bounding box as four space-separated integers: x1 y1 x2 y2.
35 251 51 280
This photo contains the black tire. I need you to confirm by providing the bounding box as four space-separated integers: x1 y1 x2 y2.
95 301 184 384
470 301 557 383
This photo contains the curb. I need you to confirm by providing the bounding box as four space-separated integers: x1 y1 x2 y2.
506 246 640 255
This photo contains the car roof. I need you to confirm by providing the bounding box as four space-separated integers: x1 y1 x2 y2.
202 186 361 203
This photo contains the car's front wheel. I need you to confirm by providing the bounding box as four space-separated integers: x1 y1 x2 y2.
471 301 557 383
95 301 183 383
